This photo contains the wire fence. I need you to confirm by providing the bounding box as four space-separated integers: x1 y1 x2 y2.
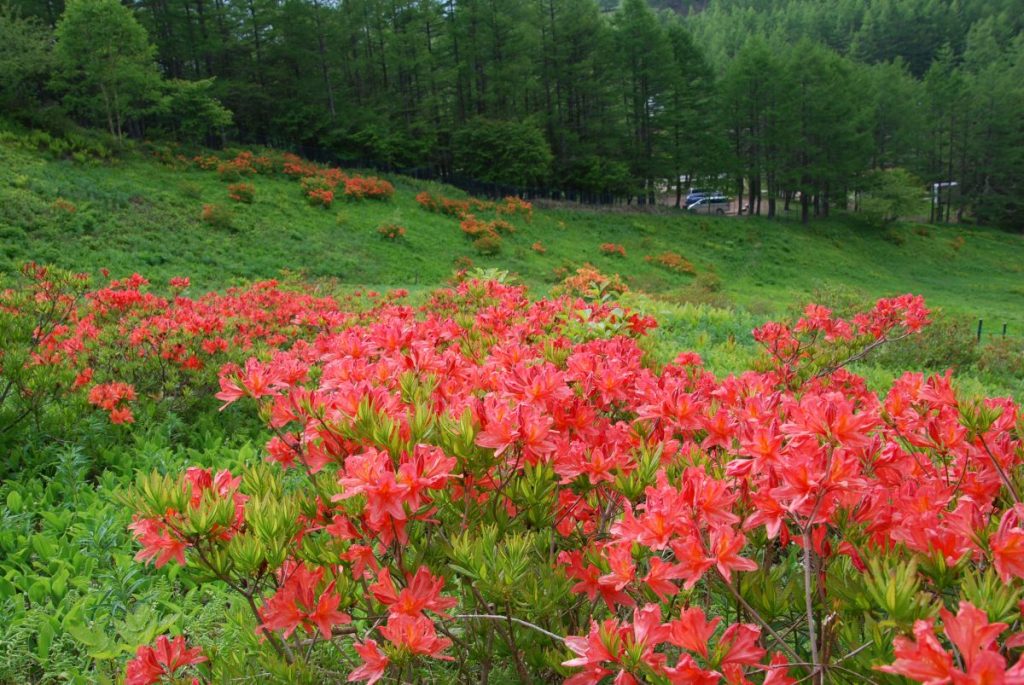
976 320 1024 344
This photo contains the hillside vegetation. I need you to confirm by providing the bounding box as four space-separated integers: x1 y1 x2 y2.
3 138 1023 333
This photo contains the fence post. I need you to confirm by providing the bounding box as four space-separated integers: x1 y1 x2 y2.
1003 323 1008 338
977 319 983 343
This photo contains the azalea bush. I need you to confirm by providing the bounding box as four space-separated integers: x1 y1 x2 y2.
103 271 1024 685
7 262 1024 684
645 252 697 275
227 182 255 204
306 188 334 208
377 223 406 241
199 203 233 229
472 232 503 255
344 176 395 201
0 263 401 467
600 243 627 258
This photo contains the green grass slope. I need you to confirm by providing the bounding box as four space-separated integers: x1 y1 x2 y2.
2 139 1023 335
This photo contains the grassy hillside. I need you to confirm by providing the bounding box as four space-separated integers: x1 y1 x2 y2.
2 138 1023 337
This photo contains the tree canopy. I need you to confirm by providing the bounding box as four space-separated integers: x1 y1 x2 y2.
5 0 1023 227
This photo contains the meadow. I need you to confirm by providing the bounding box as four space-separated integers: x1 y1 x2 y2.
4 136 1024 685
3 135 1023 330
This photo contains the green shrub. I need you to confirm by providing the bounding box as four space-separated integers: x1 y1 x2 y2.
200 203 233 229
179 181 203 199
873 309 979 371
472 232 502 255
977 340 1024 380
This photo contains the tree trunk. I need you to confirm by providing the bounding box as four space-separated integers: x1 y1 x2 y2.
100 84 116 140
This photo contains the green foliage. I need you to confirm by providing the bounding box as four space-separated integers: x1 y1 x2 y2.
874 309 980 371
53 0 161 141
452 119 553 187
156 79 233 144
0 4 52 115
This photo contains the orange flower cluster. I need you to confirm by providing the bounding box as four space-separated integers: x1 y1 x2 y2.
282 153 321 178
215 151 272 180
227 183 255 203
377 224 406 240
343 176 394 201
552 264 629 298
645 252 696 275
496 195 533 222
87 381 137 424
600 243 627 257
307 188 334 208
459 215 513 239
416 191 493 219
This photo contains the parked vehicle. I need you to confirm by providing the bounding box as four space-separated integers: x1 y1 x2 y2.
686 195 731 214
685 188 713 205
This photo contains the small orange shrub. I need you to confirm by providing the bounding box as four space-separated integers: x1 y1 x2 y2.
344 176 394 201
200 203 233 228
227 183 255 203
472 233 502 255
306 188 334 208
645 251 696 274
377 224 406 241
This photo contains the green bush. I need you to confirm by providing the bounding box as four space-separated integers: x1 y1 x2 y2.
452 118 553 187
472 232 503 255
873 309 980 371
199 203 233 229
977 339 1024 380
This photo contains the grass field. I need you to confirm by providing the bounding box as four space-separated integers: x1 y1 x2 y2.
3 139 1023 336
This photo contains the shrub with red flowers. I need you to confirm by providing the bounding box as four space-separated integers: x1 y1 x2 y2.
227 182 255 204
87 381 137 423
124 634 206 685
343 176 394 201
100 269 1024 684
415 191 440 212
416 191 492 219
532 241 546 254
199 203 233 229
377 223 406 241
459 215 488 239
282 152 320 178
472 232 503 255
496 195 533 222
645 251 697 274
306 188 334 208
551 264 629 299
190 154 220 171
14 262 1024 683
0 264 404 467
600 242 627 257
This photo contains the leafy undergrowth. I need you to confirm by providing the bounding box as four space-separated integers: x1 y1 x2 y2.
4 265 1024 684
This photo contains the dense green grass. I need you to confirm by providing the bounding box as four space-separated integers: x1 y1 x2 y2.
3 139 1023 336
